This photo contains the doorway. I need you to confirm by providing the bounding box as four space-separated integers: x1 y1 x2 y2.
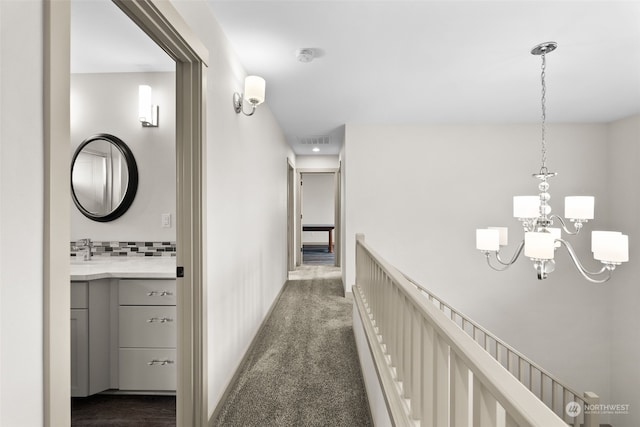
44 1 208 425
294 167 341 269
287 159 295 271
70 0 176 423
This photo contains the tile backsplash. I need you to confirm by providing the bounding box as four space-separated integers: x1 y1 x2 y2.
70 241 176 257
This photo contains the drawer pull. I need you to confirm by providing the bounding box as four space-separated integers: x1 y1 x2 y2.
146 317 174 323
147 359 175 366
146 291 174 297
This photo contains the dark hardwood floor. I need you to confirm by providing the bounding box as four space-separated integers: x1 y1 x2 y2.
71 394 175 426
302 244 335 265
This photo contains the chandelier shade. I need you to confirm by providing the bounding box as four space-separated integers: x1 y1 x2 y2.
476 42 629 283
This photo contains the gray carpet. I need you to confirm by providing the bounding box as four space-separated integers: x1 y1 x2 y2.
213 275 372 426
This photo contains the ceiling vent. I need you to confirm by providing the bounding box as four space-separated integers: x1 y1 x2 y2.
297 135 331 145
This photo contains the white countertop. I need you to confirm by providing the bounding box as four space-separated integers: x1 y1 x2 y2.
70 257 176 281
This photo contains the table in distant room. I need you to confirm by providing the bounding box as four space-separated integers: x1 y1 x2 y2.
302 224 335 253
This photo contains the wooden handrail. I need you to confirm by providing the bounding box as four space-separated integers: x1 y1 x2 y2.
354 234 576 427
402 273 598 426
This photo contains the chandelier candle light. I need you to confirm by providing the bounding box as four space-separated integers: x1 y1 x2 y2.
476 42 629 282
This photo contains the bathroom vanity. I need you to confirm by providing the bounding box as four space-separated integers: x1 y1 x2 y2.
70 258 176 397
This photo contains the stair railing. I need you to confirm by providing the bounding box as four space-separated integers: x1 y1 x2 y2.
402 273 600 427
353 234 593 427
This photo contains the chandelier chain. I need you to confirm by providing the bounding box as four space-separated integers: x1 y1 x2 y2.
540 51 548 173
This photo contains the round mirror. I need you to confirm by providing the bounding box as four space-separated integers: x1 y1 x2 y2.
71 133 138 222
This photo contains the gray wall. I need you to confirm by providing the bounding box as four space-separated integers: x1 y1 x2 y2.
344 122 617 422
0 1 44 425
0 0 293 424
170 0 294 418
608 114 640 427
71 72 176 241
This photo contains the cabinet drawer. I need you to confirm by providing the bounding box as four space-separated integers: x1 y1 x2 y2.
71 282 88 309
71 309 88 397
119 306 176 348
119 348 176 391
119 279 176 306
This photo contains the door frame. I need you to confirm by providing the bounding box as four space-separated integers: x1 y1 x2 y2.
43 1 209 425
286 158 295 271
297 167 341 268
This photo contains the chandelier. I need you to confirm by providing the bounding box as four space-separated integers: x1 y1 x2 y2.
475 42 629 282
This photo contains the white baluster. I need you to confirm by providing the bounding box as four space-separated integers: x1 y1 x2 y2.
411 305 422 420
505 411 518 427
450 352 470 427
583 391 599 427
435 334 449 427
473 377 497 427
396 294 405 384
388 284 397 368
421 320 435 427
403 301 413 399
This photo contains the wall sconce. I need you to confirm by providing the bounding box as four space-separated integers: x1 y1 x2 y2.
233 76 266 116
139 85 158 127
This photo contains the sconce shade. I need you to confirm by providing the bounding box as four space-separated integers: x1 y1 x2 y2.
525 232 555 260
244 76 266 105
592 231 629 263
488 227 509 246
138 85 158 127
139 85 152 120
565 196 594 220
476 229 500 251
513 196 540 218
548 227 562 247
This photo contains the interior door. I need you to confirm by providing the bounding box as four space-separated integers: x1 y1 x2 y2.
287 159 295 271
296 171 303 266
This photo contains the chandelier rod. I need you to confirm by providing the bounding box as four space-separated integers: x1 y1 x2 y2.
540 50 548 173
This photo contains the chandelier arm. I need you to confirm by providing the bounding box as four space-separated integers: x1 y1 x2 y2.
556 238 613 283
549 214 581 235
495 240 525 266
485 253 513 271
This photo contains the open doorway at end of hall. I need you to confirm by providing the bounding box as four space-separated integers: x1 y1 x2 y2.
297 170 340 267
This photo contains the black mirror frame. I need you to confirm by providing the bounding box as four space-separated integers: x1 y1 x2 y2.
71 133 139 222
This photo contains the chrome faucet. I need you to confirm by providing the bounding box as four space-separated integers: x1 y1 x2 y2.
75 238 93 261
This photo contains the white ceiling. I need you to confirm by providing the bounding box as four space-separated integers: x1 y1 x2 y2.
71 1 640 156
208 0 640 155
71 0 174 74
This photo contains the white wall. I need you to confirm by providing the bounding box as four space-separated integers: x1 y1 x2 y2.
608 114 640 427
1 0 291 424
0 1 44 425
344 123 614 418
296 154 339 169
169 1 294 419
298 155 340 248
70 72 176 241
302 173 334 244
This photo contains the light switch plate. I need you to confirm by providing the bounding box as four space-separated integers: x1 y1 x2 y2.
161 213 171 228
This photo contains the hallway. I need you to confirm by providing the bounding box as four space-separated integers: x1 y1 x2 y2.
213 266 372 426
